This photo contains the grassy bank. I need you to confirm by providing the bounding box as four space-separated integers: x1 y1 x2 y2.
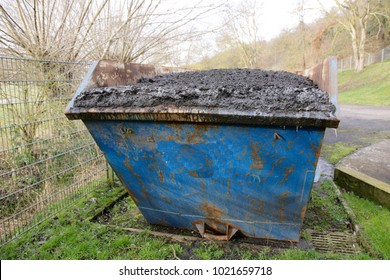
338 60 390 106
342 192 390 259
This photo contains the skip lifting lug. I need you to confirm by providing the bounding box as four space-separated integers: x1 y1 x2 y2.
194 221 239 241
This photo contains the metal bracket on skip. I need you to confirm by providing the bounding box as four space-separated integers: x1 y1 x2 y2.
194 221 239 241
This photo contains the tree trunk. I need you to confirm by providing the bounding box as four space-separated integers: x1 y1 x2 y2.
356 49 365 71
350 23 366 72
356 17 367 72
350 26 360 71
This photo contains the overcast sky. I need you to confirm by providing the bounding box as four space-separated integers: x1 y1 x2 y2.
261 0 334 40
193 0 335 41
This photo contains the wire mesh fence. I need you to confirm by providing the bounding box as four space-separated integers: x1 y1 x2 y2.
0 56 108 246
338 45 390 72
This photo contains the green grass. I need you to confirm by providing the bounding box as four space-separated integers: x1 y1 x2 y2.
0 183 183 260
321 142 358 164
303 180 350 232
0 180 379 260
338 60 390 106
343 192 390 259
194 243 226 260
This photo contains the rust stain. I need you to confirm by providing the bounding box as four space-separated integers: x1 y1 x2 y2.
313 142 323 168
161 195 172 204
158 170 164 182
170 172 175 180
251 161 264 169
300 206 307 222
187 124 216 144
279 164 295 186
124 160 150 199
250 141 261 161
209 221 219 232
263 157 284 182
119 127 134 139
188 170 199 177
202 201 225 220
116 173 126 186
314 147 321 158
278 191 292 222
125 188 138 203
250 141 264 169
258 200 264 213
250 199 264 213
227 179 231 198
116 170 139 203
187 125 206 144
166 135 176 141
241 145 248 157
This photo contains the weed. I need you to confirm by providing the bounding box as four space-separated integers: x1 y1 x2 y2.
256 246 272 259
270 249 321 260
304 180 350 232
194 242 225 260
300 231 312 241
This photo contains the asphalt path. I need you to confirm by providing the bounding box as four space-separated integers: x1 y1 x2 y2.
316 104 390 182
323 104 390 145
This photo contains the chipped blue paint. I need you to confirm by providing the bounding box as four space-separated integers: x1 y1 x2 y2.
84 120 324 241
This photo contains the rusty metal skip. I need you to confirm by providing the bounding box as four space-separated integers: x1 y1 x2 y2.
65 58 339 242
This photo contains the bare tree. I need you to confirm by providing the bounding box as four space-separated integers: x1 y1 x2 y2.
89 0 220 64
0 0 220 64
318 0 389 71
0 0 109 61
221 0 264 68
294 0 309 70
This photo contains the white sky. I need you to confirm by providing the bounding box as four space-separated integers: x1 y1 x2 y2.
193 0 335 41
159 0 336 63
262 0 335 40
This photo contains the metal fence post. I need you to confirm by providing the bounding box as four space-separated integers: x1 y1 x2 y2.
382 48 385 63
349 56 352 70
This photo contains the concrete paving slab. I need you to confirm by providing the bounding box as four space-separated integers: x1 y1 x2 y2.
337 139 390 184
334 139 390 209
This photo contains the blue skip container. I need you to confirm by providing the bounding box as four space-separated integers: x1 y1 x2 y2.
65 59 339 241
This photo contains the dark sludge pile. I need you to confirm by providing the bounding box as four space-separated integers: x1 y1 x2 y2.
74 68 336 115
